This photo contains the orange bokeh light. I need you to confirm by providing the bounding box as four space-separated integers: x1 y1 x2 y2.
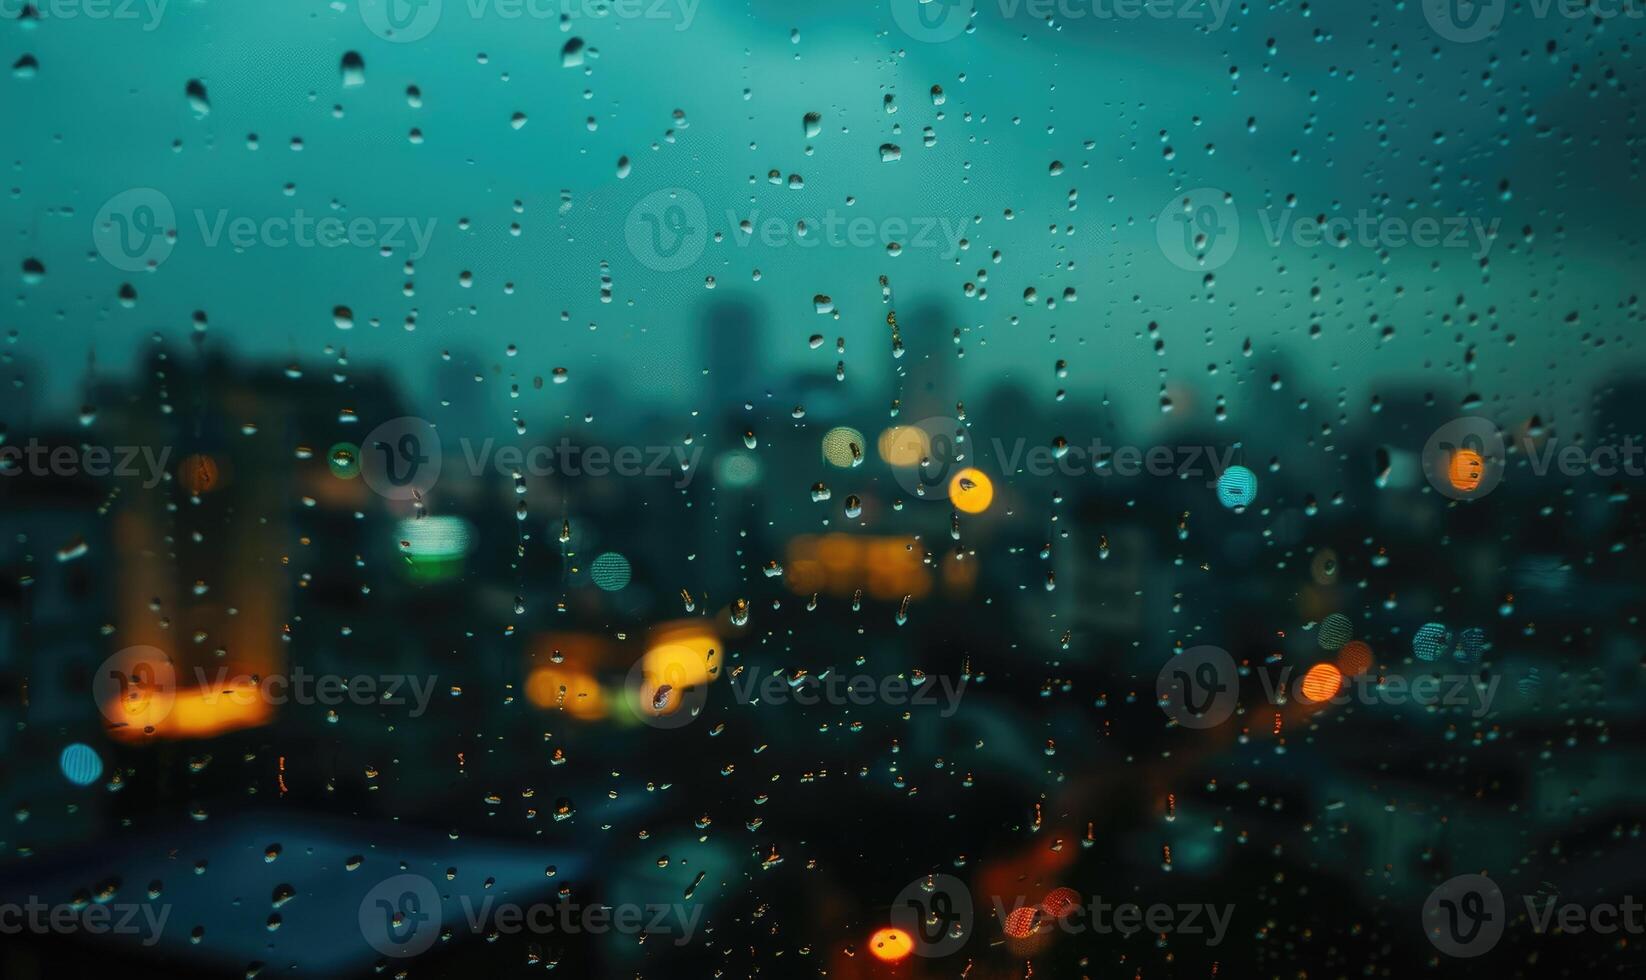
1300 663 1343 703
785 534 932 600
179 453 222 495
1336 640 1373 677
104 682 273 742
525 666 606 718
868 927 913 962
1448 449 1484 492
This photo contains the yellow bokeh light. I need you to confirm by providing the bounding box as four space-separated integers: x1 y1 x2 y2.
643 621 722 689
878 426 930 467
822 426 866 468
868 927 914 962
949 467 994 514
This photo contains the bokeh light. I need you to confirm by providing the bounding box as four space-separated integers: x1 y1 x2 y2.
1413 622 1451 662
1336 640 1373 677
949 467 994 514
179 453 222 495
1455 626 1486 664
1448 448 1484 492
714 450 761 488
1216 464 1258 508
878 425 930 467
1003 905 1040 938
524 666 606 719
1300 663 1344 703
821 426 866 467
590 551 632 591
1040 886 1081 917
1318 613 1353 650
328 441 360 479
867 927 913 962
59 743 103 787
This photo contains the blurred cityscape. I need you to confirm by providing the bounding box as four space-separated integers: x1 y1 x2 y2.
1 291 1643 977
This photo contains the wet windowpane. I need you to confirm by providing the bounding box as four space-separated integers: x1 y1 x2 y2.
1 2 1644 977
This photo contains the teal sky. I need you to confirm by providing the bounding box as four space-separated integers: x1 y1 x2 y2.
4 1 1642 430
